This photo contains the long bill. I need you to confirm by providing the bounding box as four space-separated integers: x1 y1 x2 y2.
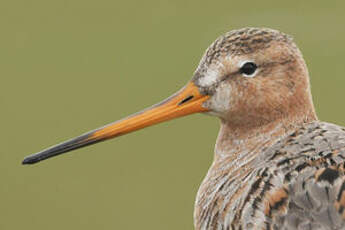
22 82 209 164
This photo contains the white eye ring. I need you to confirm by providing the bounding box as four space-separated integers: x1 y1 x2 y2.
239 61 258 78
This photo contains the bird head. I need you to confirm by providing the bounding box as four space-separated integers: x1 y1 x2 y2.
193 27 315 128
22 28 316 164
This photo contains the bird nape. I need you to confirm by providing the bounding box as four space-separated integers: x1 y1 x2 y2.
23 27 345 230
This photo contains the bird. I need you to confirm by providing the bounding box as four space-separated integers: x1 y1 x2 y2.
22 27 345 230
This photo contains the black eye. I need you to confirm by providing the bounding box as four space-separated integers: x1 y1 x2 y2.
240 62 257 76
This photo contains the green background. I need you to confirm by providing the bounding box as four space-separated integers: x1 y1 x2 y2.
2 0 345 229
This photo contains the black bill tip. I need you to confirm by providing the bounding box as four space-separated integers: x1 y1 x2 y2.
22 156 40 165
22 132 99 165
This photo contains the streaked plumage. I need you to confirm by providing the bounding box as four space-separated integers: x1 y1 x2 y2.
195 121 345 229
193 28 345 230
23 28 345 229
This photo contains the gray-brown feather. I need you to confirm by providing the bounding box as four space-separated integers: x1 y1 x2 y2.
264 122 345 230
195 122 345 230
192 28 343 230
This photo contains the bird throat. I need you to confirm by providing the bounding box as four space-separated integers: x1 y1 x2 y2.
214 108 317 167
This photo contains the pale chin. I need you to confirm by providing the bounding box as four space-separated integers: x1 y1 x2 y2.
203 83 232 115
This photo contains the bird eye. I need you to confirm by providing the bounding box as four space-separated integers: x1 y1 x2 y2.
240 62 257 77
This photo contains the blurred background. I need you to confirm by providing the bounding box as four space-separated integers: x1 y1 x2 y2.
1 0 345 229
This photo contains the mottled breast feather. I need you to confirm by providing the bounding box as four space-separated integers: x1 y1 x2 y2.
264 122 345 230
195 121 345 230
